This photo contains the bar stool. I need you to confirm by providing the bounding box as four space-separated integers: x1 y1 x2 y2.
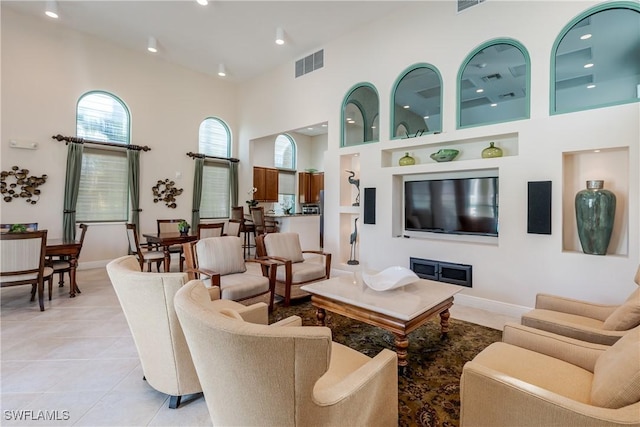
231 206 255 258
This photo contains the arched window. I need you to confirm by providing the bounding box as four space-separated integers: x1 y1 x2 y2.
199 117 231 157
274 134 296 213
341 83 379 147
392 64 442 138
199 117 232 218
458 39 530 128
274 134 296 169
551 3 640 114
75 91 130 221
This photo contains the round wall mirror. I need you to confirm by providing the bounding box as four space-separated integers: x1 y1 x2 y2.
392 65 442 138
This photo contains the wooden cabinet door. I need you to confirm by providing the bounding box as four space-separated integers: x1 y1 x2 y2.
253 166 278 202
310 173 324 203
298 172 310 203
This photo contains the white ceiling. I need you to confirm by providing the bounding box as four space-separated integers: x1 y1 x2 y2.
3 0 407 82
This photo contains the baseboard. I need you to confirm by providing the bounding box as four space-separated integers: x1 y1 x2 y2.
453 293 531 319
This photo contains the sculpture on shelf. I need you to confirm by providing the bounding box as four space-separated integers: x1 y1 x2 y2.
345 170 360 206
348 217 359 266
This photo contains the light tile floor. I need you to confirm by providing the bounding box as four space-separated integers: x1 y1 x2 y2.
1 266 518 426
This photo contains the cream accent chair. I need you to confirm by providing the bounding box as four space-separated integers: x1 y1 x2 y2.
460 323 640 427
182 236 277 311
106 255 270 409
255 232 331 306
174 280 399 427
521 265 640 345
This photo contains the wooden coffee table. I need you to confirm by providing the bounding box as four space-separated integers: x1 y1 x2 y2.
301 274 461 373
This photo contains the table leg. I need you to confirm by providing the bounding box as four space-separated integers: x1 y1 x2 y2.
69 257 79 297
163 246 171 272
439 308 451 338
315 308 326 326
394 333 409 375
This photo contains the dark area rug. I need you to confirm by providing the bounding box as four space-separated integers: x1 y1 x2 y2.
270 299 502 427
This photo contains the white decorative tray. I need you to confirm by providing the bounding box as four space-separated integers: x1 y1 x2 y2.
362 266 420 291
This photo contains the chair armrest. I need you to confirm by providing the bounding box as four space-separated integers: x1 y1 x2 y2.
186 267 221 287
236 302 269 325
502 323 607 371
535 293 618 321
313 348 398 407
245 258 276 268
270 315 302 327
460 361 640 427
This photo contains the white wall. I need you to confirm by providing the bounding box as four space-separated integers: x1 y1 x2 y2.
1 8 238 267
237 0 639 313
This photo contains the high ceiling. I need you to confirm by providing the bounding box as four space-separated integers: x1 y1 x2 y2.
3 0 408 82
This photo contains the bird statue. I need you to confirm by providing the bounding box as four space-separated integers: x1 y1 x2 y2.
348 217 359 265
345 170 360 206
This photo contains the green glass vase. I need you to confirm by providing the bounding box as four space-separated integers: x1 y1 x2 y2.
481 142 503 158
399 152 415 166
575 180 616 255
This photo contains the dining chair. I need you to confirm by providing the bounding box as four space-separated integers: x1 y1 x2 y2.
197 222 225 239
250 207 278 235
47 224 88 299
125 223 165 272
226 219 242 237
232 206 255 258
1 230 53 311
157 219 186 271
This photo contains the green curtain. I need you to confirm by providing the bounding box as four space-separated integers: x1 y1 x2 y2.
230 160 238 208
62 142 84 242
191 157 204 228
127 149 141 232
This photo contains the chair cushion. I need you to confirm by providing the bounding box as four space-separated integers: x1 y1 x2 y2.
591 327 640 408
196 236 246 276
264 233 304 263
603 288 640 331
275 262 326 284
220 273 269 300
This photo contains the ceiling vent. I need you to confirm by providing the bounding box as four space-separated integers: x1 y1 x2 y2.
457 0 486 13
295 49 324 78
482 73 502 82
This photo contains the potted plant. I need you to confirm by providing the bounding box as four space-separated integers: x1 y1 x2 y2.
178 220 190 235
9 223 27 233
246 187 258 208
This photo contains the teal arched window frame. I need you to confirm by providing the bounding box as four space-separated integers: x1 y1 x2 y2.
341 82 380 147
198 116 232 158
457 38 531 129
274 133 297 170
550 1 640 115
390 63 443 139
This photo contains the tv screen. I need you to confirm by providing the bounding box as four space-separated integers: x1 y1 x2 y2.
404 177 499 236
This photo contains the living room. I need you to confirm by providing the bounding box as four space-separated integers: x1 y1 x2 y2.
1 0 639 425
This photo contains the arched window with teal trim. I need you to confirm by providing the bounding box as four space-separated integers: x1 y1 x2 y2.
274 134 296 169
341 83 379 147
199 117 232 219
551 2 640 114
391 63 442 139
199 117 231 157
458 39 530 128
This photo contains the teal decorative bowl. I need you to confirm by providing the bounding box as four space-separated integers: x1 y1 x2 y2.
430 149 459 162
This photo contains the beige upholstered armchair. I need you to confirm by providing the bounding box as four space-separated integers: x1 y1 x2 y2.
174 280 399 426
107 255 269 408
182 236 276 311
255 232 331 306
460 323 640 427
521 265 640 345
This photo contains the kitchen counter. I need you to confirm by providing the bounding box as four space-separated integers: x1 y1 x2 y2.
267 214 321 250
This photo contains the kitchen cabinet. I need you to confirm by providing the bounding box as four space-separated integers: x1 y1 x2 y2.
253 166 278 202
298 172 324 204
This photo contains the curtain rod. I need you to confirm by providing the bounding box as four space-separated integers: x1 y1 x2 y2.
186 152 239 163
52 134 151 152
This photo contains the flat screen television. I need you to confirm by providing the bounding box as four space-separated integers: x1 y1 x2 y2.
404 176 499 236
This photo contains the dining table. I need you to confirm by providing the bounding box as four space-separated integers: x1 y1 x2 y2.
142 232 198 272
46 238 82 298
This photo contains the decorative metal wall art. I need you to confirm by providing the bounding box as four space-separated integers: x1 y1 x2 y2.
1 166 48 205
152 178 183 208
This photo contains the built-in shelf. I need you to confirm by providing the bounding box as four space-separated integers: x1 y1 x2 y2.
381 131 518 169
562 147 629 256
340 153 361 264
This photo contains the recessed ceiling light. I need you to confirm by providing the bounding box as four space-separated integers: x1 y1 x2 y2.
584 63 594 68
490 103 497 107
587 84 596 89
307 127 313 131
594 149 601 153
403 105 410 109
476 88 484 93
580 33 592 40
321 124 327 127
423 116 429 119
196 0 208 5
45 0 59 18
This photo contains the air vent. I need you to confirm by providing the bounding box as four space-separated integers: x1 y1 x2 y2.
457 0 485 13
295 49 324 78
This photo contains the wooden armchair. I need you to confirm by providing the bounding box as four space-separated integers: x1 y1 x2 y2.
182 236 277 311
197 222 225 239
255 232 331 306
